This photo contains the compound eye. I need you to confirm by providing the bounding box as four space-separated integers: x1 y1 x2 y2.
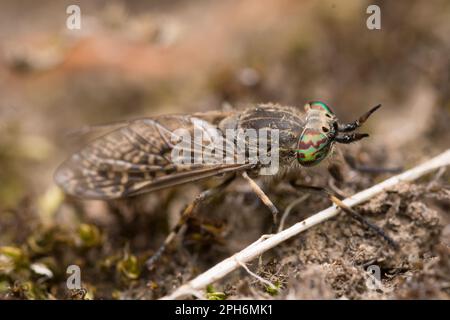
296 129 332 167
308 101 334 114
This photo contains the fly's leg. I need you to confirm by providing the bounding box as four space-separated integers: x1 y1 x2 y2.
146 175 236 270
290 182 398 249
342 154 403 174
328 194 399 249
241 171 279 227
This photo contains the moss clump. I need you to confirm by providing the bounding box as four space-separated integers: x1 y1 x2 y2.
206 284 227 300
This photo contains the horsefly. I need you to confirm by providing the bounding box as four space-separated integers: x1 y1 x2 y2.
55 101 394 269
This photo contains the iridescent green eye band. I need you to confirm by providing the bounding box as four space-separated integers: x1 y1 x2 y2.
309 101 334 114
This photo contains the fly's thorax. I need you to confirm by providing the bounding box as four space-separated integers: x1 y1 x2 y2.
228 104 304 147
218 103 306 175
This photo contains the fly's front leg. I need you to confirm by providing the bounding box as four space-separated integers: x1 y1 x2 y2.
241 171 279 227
146 175 236 270
342 153 403 174
290 181 398 249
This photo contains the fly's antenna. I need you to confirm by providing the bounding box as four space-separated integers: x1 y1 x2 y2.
335 132 369 144
337 104 381 132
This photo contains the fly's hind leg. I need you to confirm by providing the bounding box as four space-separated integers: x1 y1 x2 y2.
146 174 236 270
290 181 398 249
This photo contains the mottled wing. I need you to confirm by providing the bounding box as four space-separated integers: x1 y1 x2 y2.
54 114 250 199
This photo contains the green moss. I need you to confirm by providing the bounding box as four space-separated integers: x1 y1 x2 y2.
265 280 282 296
78 224 102 248
116 253 141 281
206 284 227 300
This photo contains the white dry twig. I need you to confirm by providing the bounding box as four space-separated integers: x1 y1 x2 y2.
161 149 450 300
235 258 277 291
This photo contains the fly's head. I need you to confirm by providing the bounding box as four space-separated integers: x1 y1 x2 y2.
295 101 336 166
296 101 381 167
